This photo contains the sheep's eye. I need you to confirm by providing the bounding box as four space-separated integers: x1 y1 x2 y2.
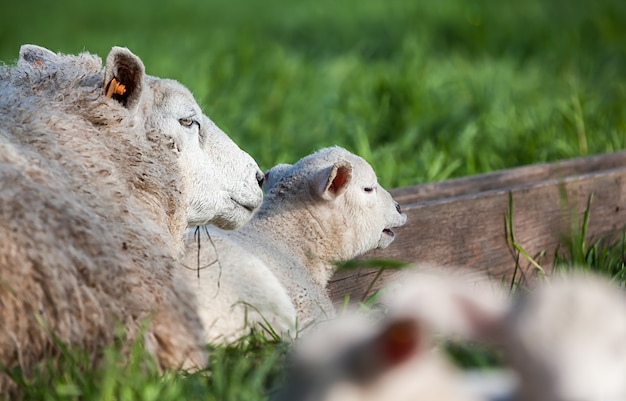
179 117 199 128
364 186 374 193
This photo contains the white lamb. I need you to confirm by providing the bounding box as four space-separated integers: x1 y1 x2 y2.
272 307 505 401
384 268 626 401
178 146 407 343
0 44 263 392
491 273 626 401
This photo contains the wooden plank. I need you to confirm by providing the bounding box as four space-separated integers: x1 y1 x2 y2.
392 150 626 204
329 152 626 303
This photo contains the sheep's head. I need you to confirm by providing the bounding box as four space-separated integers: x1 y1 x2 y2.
264 147 407 259
273 310 467 401
99 46 265 229
17 45 265 231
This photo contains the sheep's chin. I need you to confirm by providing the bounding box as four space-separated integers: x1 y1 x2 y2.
199 198 256 230
222 203 259 230
377 229 396 249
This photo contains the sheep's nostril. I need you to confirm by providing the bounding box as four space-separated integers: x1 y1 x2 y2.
395 202 402 214
256 171 265 189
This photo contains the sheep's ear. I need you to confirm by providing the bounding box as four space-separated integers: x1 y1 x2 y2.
314 162 352 201
103 46 145 110
376 317 422 367
18 45 58 67
347 317 422 382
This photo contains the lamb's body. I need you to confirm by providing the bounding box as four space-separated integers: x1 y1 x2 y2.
179 147 407 343
0 45 263 392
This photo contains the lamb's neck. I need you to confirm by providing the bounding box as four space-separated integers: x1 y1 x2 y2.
245 208 338 287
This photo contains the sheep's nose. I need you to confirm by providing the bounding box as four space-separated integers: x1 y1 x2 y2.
256 170 265 189
395 202 402 214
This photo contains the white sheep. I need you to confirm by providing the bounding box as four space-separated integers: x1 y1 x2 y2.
179 146 407 344
384 268 626 401
492 273 626 401
272 308 507 401
0 44 263 392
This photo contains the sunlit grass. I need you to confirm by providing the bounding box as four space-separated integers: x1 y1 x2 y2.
1 0 625 187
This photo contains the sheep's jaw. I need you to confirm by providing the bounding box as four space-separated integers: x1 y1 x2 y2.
383 228 396 238
378 228 397 249
230 197 259 213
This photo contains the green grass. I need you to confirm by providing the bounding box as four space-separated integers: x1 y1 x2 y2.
2 0 626 187
2 0 626 399
5 331 288 401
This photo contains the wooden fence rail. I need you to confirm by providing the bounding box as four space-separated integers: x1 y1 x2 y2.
329 150 626 302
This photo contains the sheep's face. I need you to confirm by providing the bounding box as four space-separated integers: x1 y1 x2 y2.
265 147 407 259
341 156 407 251
275 313 437 401
102 47 264 229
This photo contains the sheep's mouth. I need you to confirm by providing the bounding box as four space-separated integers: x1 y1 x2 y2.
382 228 396 238
231 198 258 213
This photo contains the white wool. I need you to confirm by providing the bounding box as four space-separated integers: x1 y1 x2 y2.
274 309 491 401
179 147 407 343
382 268 626 401
0 44 263 394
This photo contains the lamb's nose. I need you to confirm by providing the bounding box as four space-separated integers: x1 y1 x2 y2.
256 170 265 189
395 202 402 214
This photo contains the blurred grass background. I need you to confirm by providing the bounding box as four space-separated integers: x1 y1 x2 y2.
2 0 625 188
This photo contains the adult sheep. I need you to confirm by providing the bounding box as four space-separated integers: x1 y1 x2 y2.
0 44 264 391
179 146 407 344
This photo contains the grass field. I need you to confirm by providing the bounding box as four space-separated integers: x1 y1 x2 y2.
2 0 626 399
2 0 626 188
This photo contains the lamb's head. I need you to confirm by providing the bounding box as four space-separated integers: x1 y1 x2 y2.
17 45 264 230
100 47 264 229
263 163 291 193
264 147 407 259
274 310 474 401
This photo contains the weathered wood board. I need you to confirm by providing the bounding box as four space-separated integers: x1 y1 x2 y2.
329 151 626 303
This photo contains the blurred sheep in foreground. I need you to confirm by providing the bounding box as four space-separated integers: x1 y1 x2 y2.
276 268 626 401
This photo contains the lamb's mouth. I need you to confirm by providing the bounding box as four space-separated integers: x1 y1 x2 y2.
382 228 396 238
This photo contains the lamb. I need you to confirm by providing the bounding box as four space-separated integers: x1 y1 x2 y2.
384 268 626 401
0 44 264 391
487 273 626 401
272 307 509 401
179 146 407 344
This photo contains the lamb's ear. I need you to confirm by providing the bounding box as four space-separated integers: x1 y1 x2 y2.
376 317 422 367
18 45 58 67
103 46 145 110
347 317 421 382
314 161 352 201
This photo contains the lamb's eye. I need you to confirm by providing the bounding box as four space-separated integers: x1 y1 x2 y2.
179 117 199 128
364 186 374 193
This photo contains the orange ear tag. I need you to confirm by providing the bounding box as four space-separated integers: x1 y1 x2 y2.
105 77 127 99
